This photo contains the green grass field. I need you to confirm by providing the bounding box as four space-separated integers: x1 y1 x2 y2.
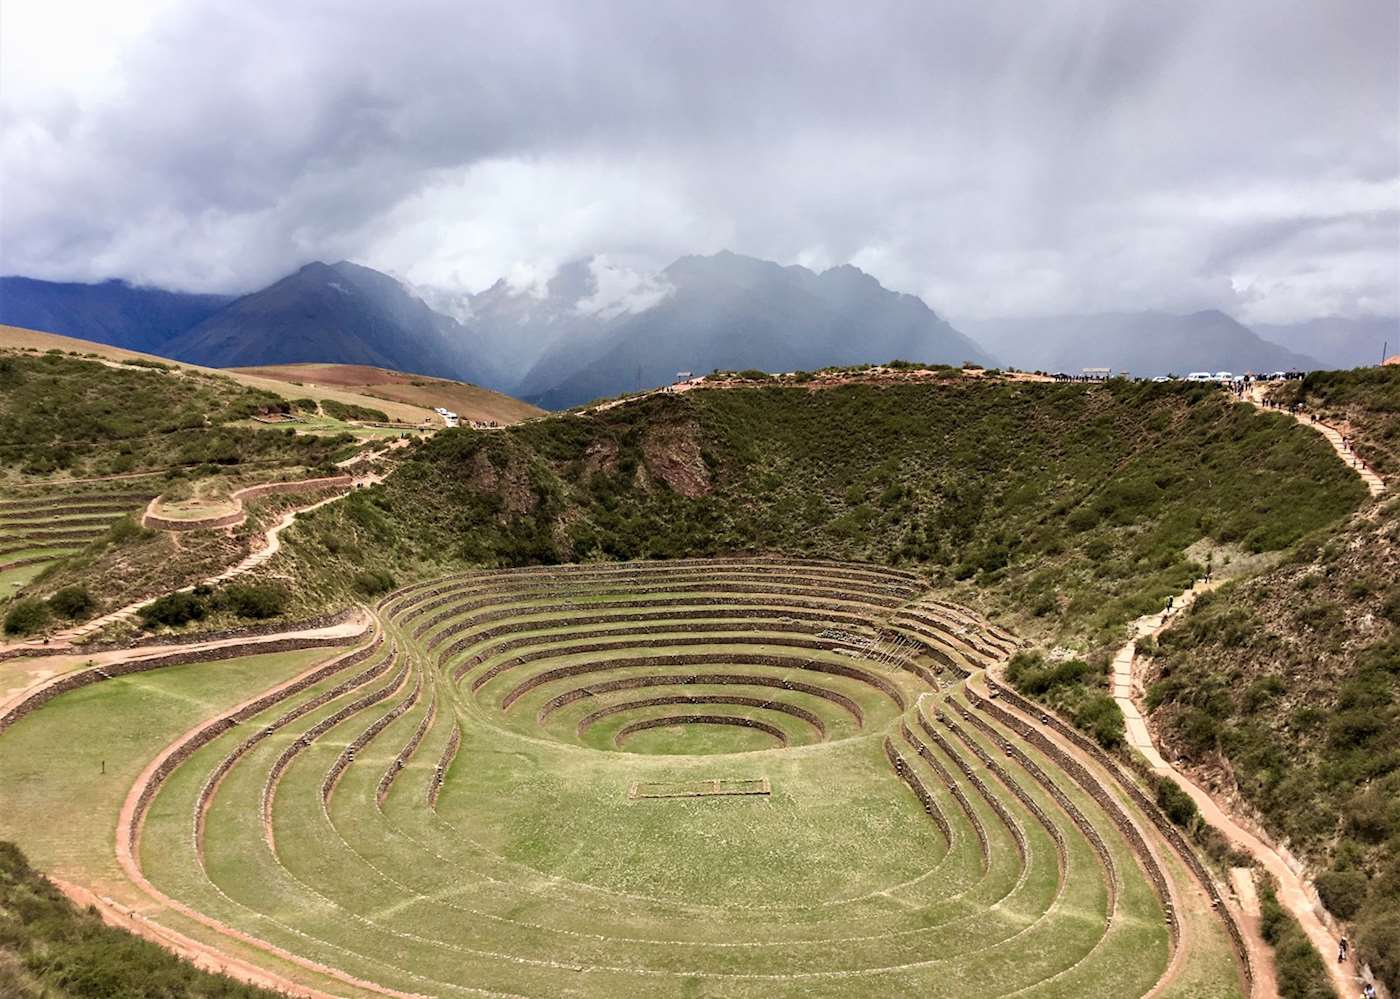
0 558 1249 997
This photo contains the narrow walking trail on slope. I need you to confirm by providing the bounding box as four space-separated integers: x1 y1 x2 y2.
1115 582 1362 998
11 479 373 650
1244 386 1386 497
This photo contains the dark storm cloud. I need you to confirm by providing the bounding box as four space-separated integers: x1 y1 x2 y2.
2 0 1397 321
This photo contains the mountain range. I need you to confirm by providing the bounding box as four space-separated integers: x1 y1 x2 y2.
959 311 1321 377
3 253 1391 408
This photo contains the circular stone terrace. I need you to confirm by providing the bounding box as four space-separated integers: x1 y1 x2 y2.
11 557 1252 998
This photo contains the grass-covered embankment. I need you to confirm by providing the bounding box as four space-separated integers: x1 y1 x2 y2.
278 378 1365 655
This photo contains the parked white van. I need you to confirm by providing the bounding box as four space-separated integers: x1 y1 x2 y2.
1186 372 1214 382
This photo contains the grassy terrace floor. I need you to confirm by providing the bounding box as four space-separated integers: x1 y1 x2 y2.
0 559 1247 997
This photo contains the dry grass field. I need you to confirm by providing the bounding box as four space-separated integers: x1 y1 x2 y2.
0 325 436 425
232 362 544 425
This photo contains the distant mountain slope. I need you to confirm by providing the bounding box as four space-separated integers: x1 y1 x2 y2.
517 251 991 409
1254 316 1399 370
0 276 231 353
960 310 1319 376
230 362 543 426
164 261 497 385
0 323 440 424
448 258 616 387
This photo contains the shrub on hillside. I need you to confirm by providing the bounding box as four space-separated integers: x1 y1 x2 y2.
353 569 396 597
1357 910 1400 994
138 591 206 628
215 583 289 620
1258 879 1336 999
1315 868 1368 920
3 598 51 636
48 586 95 620
1073 693 1125 748
1154 777 1199 828
321 399 388 422
0 840 276 998
106 515 154 545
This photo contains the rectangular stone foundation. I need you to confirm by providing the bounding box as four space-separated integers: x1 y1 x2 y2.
628 777 771 799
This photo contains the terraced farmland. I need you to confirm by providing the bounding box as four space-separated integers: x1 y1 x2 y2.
0 558 1250 997
0 486 154 599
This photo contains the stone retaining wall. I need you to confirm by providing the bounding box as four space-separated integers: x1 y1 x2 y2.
615 713 787 748
948 701 1117 911
377 695 437 807
382 557 922 616
394 566 914 628
0 493 155 514
579 694 826 740
987 679 1252 989
262 652 410 828
496 652 907 712
966 689 1176 940
431 603 880 664
899 720 992 866
143 475 353 531
427 725 461 809
407 581 904 641
923 711 1068 874
884 738 953 844
0 630 368 736
195 635 387 844
0 608 359 663
322 671 423 804
537 673 864 726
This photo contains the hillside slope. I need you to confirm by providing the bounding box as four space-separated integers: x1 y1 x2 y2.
231 362 543 425
517 252 992 409
0 325 438 425
1147 502 1399 991
0 276 231 354
165 261 497 384
1141 368 1400 993
277 378 1363 653
1256 316 1399 371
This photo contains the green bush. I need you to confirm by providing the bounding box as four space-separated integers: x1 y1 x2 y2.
216 583 289 620
3 598 51 636
1258 879 1337 999
1154 777 1199 828
321 399 389 422
352 569 397 597
138 591 206 628
1357 910 1400 994
1315 869 1369 920
47 586 95 620
0 840 277 997
106 515 154 545
1074 694 1125 749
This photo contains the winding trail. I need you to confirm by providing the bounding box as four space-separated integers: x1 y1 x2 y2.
1114 583 1360 998
1244 385 1386 496
10 478 375 649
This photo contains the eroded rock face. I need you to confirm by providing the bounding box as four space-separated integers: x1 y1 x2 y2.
467 448 536 516
641 420 710 497
581 438 620 477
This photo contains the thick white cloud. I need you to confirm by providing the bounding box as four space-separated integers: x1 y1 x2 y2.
1 0 1396 322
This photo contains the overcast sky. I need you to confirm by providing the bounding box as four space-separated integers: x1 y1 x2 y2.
2 0 1397 323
